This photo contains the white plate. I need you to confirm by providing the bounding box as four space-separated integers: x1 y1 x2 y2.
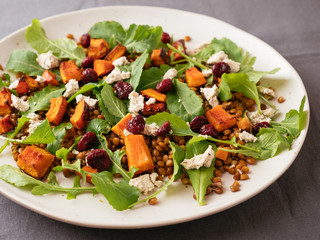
0 6 309 229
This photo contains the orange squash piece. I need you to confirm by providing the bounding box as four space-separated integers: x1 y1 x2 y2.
17 145 55 179
59 60 82 84
140 88 166 102
169 39 186 61
23 75 39 90
111 113 133 138
45 96 67 125
0 115 15 134
42 70 59 86
16 80 30 95
185 67 207 87
0 87 12 117
125 135 154 175
105 44 127 62
70 101 89 129
205 105 237 132
88 38 109 59
215 148 230 161
76 166 98 184
141 103 165 116
150 48 170 66
93 59 114 77
237 117 252 131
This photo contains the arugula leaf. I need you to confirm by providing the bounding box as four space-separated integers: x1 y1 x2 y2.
86 118 111 136
5 50 45 76
67 81 102 103
25 19 85 65
93 89 119 125
129 51 149 90
101 84 127 118
47 122 72 154
136 65 171 91
67 176 82 200
211 38 245 63
166 79 204 122
242 68 280 84
174 62 193 78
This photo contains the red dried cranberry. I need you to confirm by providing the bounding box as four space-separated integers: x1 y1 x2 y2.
126 115 145 134
254 121 270 133
77 132 97 151
113 82 133 100
157 121 171 136
161 32 171 44
82 68 98 83
200 124 218 138
156 79 173 94
81 57 94 69
190 116 209 133
81 33 91 48
212 62 231 77
86 149 111 171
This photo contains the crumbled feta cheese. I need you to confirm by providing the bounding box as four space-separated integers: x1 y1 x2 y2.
188 43 209 55
129 173 162 195
146 98 156 105
207 51 240 73
224 59 241 73
128 91 144 115
163 68 178 80
26 113 43 135
72 149 79 155
11 94 29 112
142 123 159 136
202 69 213 78
75 94 98 109
239 131 257 143
104 67 131 84
200 85 219 108
36 50 59 69
123 129 132 136
35 75 46 83
9 80 19 90
112 56 130 66
261 108 276 118
63 79 79 98
248 111 272 125
257 86 276 98
181 145 215 170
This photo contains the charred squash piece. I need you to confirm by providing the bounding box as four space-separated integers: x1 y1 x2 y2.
88 38 109 59
59 60 82 84
76 166 98 184
141 103 165 116
215 148 230 161
0 115 15 134
237 118 252 131
205 105 237 132
125 135 154 175
16 80 30 95
185 67 207 87
93 59 114 77
150 48 170 66
105 44 127 62
140 88 166 102
70 101 89 129
23 75 39 90
17 145 55 179
169 39 187 61
45 96 67 126
0 88 12 116
111 113 133 138
42 70 59 86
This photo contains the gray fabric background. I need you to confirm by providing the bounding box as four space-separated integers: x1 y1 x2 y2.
0 0 319 239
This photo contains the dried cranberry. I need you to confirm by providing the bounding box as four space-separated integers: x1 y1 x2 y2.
212 62 231 77
157 121 171 136
82 68 98 83
86 149 111 171
81 33 91 48
77 131 97 151
113 82 133 100
126 115 145 134
81 57 94 69
254 121 270 133
190 116 209 133
200 124 218 138
156 79 173 94
161 32 171 44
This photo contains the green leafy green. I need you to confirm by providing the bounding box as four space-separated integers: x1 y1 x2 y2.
67 81 103 103
93 89 119 125
0 74 11 88
129 50 149 90
136 65 171 91
86 118 111 136
101 84 127 119
174 62 193 78
67 176 82 200
25 19 85 65
47 122 72 154
243 68 280 83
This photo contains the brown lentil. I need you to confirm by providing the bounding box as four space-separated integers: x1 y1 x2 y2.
214 169 222 177
148 197 158 205
278 96 285 103
246 157 256 165
240 174 249 180
230 181 240 192
184 35 191 42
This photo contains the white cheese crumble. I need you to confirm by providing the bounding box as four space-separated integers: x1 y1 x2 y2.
163 68 178 80
200 85 219 108
75 94 98 109
239 131 257 143
257 86 276 98
8 80 19 90
247 111 272 125
123 129 132 136
202 69 213 78
104 67 131 84
11 94 29 112
142 123 159 136
207 51 240 73
181 145 215 170
128 91 144 115
129 173 162 195
63 79 79 98
224 59 241 73
112 56 130 66
26 113 43 135
146 97 156 105
35 75 46 83
261 108 276 118
72 149 79 155
36 50 59 69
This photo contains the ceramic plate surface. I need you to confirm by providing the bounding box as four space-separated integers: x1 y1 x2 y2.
0 6 309 229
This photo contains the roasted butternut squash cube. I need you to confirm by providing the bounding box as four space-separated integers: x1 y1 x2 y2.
141 103 165 116
0 88 12 117
16 80 29 95
205 105 237 132
45 96 67 125
23 75 39 90
125 135 154 175
169 39 186 61
0 115 15 134
215 148 230 161
185 67 207 87
70 101 89 129
93 59 114 77
88 38 109 59
17 145 55 179
42 70 59 86
111 113 133 138
140 88 166 102
237 117 252 131
105 44 127 62
59 60 82 84
150 48 170 66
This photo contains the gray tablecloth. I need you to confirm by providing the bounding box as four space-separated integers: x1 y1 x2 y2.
0 0 319 239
